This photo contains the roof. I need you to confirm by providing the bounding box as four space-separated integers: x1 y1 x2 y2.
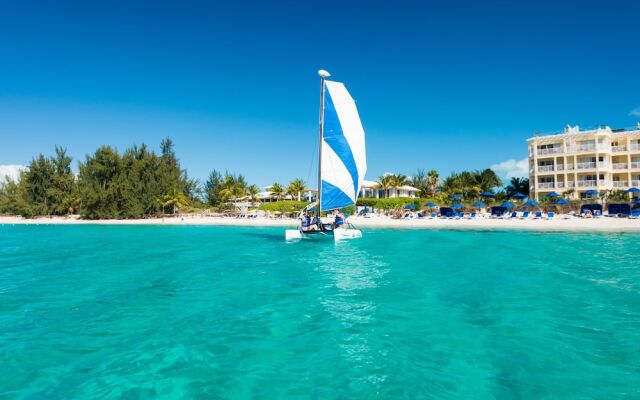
397 185 420 191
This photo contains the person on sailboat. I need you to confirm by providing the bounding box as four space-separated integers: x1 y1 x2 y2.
333 210 345 228
299 211 311 232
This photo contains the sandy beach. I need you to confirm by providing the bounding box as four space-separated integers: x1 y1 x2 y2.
2 214 640 232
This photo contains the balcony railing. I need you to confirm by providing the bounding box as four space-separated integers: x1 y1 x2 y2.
537 182 555 189
566 164 574 170
567 181 575 188
612 145 627 152
537 165 554 172
577 162 596 169
631 162 640 169
613 181 628 188
537 147 563 155
556 182 565 188
612 163 628 169
630 144 640 151
576 180 609 187
632 180 640 187
569 144 609 153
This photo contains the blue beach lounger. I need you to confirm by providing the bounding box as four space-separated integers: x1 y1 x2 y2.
509 212 517 219
630 210 640 219
534 211 542 219
520 211 530 219
546 212 555 219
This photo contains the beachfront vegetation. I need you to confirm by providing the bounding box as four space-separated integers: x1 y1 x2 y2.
0 139 202 219
258 200 309 214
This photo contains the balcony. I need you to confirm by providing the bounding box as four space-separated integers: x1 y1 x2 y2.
537 182 555 189
566 164 574 170
537 165 554 172
577 162 596 169
569 144 609 153
612 145 627 152
612 163 628 170
576 180 609 188
632 180 640 187
537 147 563 155
567 181 575 188
630 144 640 152
556 182 565 188
631 162 640 169
613 181 628 188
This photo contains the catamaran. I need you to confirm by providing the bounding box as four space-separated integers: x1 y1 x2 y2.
285 70 367 242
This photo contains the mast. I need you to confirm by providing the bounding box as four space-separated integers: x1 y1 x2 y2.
317 69 330 218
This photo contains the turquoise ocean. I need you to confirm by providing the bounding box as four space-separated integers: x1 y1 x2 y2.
1 225 639 399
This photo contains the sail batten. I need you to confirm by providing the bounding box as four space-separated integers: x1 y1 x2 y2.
320 80 367 211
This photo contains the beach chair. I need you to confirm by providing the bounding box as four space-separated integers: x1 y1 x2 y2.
534 211 542 219
469 212 477 219
430 212 437 219
446 211 453 219
520 211 530 219
509 212 517 219
416 212 424 219
459 212 465 219
546 212 555 219
403 212 413 219
594 210 602 218
630 211 640 219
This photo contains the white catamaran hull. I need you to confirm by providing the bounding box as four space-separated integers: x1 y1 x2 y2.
285 228 362 242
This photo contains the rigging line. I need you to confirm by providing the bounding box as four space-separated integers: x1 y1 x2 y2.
306 131 318 191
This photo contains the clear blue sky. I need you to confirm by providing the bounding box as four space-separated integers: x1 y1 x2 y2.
1 0 639 187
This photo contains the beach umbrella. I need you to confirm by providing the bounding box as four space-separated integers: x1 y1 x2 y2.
511 193 526 199
472 201 486 207
480 191 495 198
584 189 599 196
501 201 515 208
626 187 640 193
404 204 416 210
451 203 463 209
450 194 462 200
554 198 569 205
523 200 539 207
546 192 561 198
423 202 438 207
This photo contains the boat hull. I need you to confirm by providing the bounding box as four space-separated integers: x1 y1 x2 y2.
285 228 362 242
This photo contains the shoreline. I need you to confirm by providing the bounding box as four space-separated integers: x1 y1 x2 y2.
2 215 640 232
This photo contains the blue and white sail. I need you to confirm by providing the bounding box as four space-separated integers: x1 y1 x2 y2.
320 80 367 211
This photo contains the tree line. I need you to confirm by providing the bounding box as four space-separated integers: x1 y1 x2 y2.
1 139 530 218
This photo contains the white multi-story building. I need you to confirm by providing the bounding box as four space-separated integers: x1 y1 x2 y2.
528 124 640 200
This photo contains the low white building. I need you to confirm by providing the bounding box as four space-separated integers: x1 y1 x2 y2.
358 180 420 198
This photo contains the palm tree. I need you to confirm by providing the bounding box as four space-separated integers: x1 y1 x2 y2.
220 174 247 203
270 182 285 200
375 175 393 198
505 177 529 198
287 179 306 201
426 170 439 196
247 184 260 204
160 188 188 215
474 169 502 192
390 174 409 197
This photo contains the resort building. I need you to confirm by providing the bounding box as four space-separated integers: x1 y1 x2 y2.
528 123 640 200
359 180 421 199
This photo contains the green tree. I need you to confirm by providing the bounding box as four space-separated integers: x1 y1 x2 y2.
287 179 306 201
375 175 393 198
270 183 285 200
505 177 530 198
160 188 189 214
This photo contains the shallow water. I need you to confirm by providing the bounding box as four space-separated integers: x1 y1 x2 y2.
1 225 639 399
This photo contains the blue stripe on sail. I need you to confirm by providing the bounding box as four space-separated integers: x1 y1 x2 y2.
321 180 353 211
323 86 359 197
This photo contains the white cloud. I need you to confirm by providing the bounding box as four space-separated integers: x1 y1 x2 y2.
490 158 528 182
629 107 640 117
0 164 27 183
